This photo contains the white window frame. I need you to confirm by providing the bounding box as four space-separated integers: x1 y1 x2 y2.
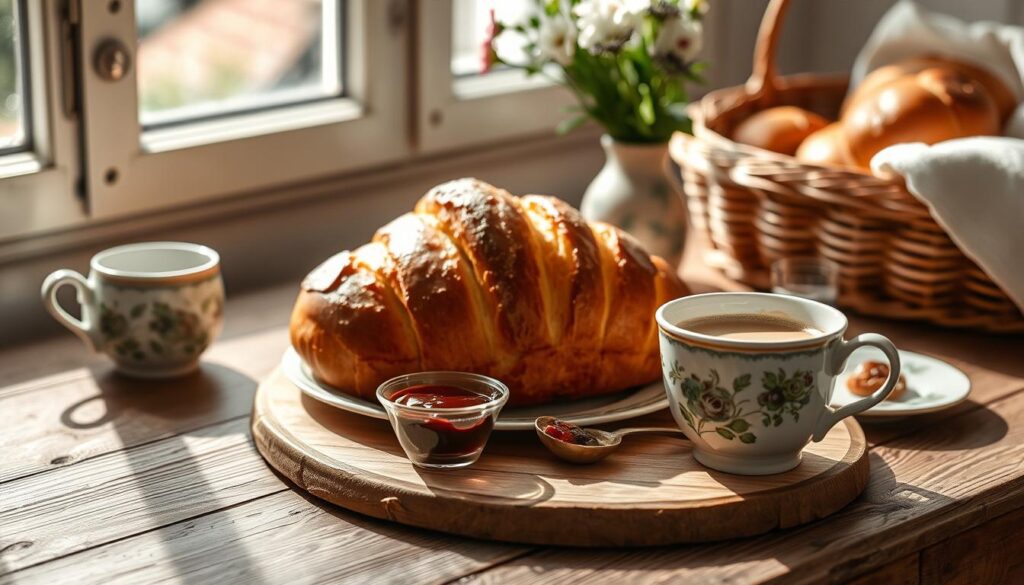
77 0 408 219
0 0 83 241
415 0 577 153
0 0 630 250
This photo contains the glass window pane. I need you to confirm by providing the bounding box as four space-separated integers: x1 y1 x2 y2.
136 0 343 128
451 0 532 77
0 0 27 152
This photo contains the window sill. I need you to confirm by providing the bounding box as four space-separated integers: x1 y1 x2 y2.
0 152 45 180
453 69 556 101
143 98 365 154
0 126 605 346
0 125 603 266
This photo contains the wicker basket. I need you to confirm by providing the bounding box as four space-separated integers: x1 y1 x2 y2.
671 0 1024 332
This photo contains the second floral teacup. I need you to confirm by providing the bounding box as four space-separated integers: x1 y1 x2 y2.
41 242 224 378
656 292 901 475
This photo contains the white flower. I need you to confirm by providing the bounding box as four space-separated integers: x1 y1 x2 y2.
492 28 532 65
538 12 578 66
684 0 709 15
624 0 657 12
493 2 535 28
652 15 703 65
573 0 639 52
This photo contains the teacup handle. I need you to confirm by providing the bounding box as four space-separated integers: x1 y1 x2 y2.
812 333 901 442
41 269 99 351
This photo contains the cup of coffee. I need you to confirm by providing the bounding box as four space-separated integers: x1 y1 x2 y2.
41 242 224 378
656 292 900 475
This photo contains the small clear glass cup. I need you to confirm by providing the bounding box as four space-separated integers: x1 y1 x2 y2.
771 256 839 305
377 372 509 469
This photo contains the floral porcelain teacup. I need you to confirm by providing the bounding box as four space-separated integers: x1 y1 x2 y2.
41 242 224 378
656 292 901 475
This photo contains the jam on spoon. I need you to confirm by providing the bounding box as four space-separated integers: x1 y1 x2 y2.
542 419 599 446
535 416 688 464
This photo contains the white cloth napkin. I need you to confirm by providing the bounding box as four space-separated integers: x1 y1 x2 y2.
852 2 1024 312
872 138 1024 313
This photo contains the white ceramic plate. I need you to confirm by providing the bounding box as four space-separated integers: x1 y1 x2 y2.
831 348 971 418
280 347 669 431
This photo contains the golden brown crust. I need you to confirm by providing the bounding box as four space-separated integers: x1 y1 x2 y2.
289 247 420 398
732 106 830 156
939 58 1017 123
519 195 605 348
373 214 495 374
845 56 1017 123
796 122 858 169
842 62 1001 168
515 195 607 399
290 179 689 406
918 68 1000 137
414 179 550 364
588 223 687 394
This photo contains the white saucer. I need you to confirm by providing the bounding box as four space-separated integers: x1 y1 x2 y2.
831 348 971 418
280 347 669 431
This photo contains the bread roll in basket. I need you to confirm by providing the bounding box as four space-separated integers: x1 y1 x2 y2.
290 179 688 406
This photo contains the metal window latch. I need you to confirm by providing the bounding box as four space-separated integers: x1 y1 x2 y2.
58 0 81 119
93 39 131 82
388 0 407 35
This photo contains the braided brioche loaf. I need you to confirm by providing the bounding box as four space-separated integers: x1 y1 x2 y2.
290 178 688 406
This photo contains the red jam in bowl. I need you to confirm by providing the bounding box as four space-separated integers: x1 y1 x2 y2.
392 384 491 409
388 384 499 465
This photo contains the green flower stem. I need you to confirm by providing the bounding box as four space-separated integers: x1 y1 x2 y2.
489 2 704 143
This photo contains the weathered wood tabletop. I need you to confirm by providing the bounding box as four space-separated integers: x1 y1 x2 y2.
2 247 1024 585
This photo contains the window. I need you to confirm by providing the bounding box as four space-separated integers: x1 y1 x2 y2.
450 0 530 77
77 0 407 218
0 0 585 244
0 0 82 240
136 0 343 128
417 0 574 152
0 0 28 153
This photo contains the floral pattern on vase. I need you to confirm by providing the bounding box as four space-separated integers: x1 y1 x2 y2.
581 135 687 267
666 360 815 444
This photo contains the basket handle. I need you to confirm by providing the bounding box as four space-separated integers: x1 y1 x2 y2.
745 0 791 104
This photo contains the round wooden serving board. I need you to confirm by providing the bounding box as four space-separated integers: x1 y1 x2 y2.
252 367 870 547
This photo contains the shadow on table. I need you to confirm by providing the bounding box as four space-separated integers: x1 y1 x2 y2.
58 363 267 585
61 365 231 429
300 393 559 506
479 452 953 580
864 399 1009 451
301 392 693 497
265 464 524 565
878 400 1009 452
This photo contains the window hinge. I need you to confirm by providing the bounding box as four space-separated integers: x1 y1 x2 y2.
59 0 82 119
388 0 407 35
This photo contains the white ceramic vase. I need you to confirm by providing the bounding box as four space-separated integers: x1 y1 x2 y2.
580 134 687 267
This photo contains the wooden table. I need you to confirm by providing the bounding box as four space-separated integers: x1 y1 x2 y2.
3 250 1024 585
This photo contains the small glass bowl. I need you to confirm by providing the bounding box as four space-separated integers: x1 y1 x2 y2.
376 372 509 469
771 256 839 305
